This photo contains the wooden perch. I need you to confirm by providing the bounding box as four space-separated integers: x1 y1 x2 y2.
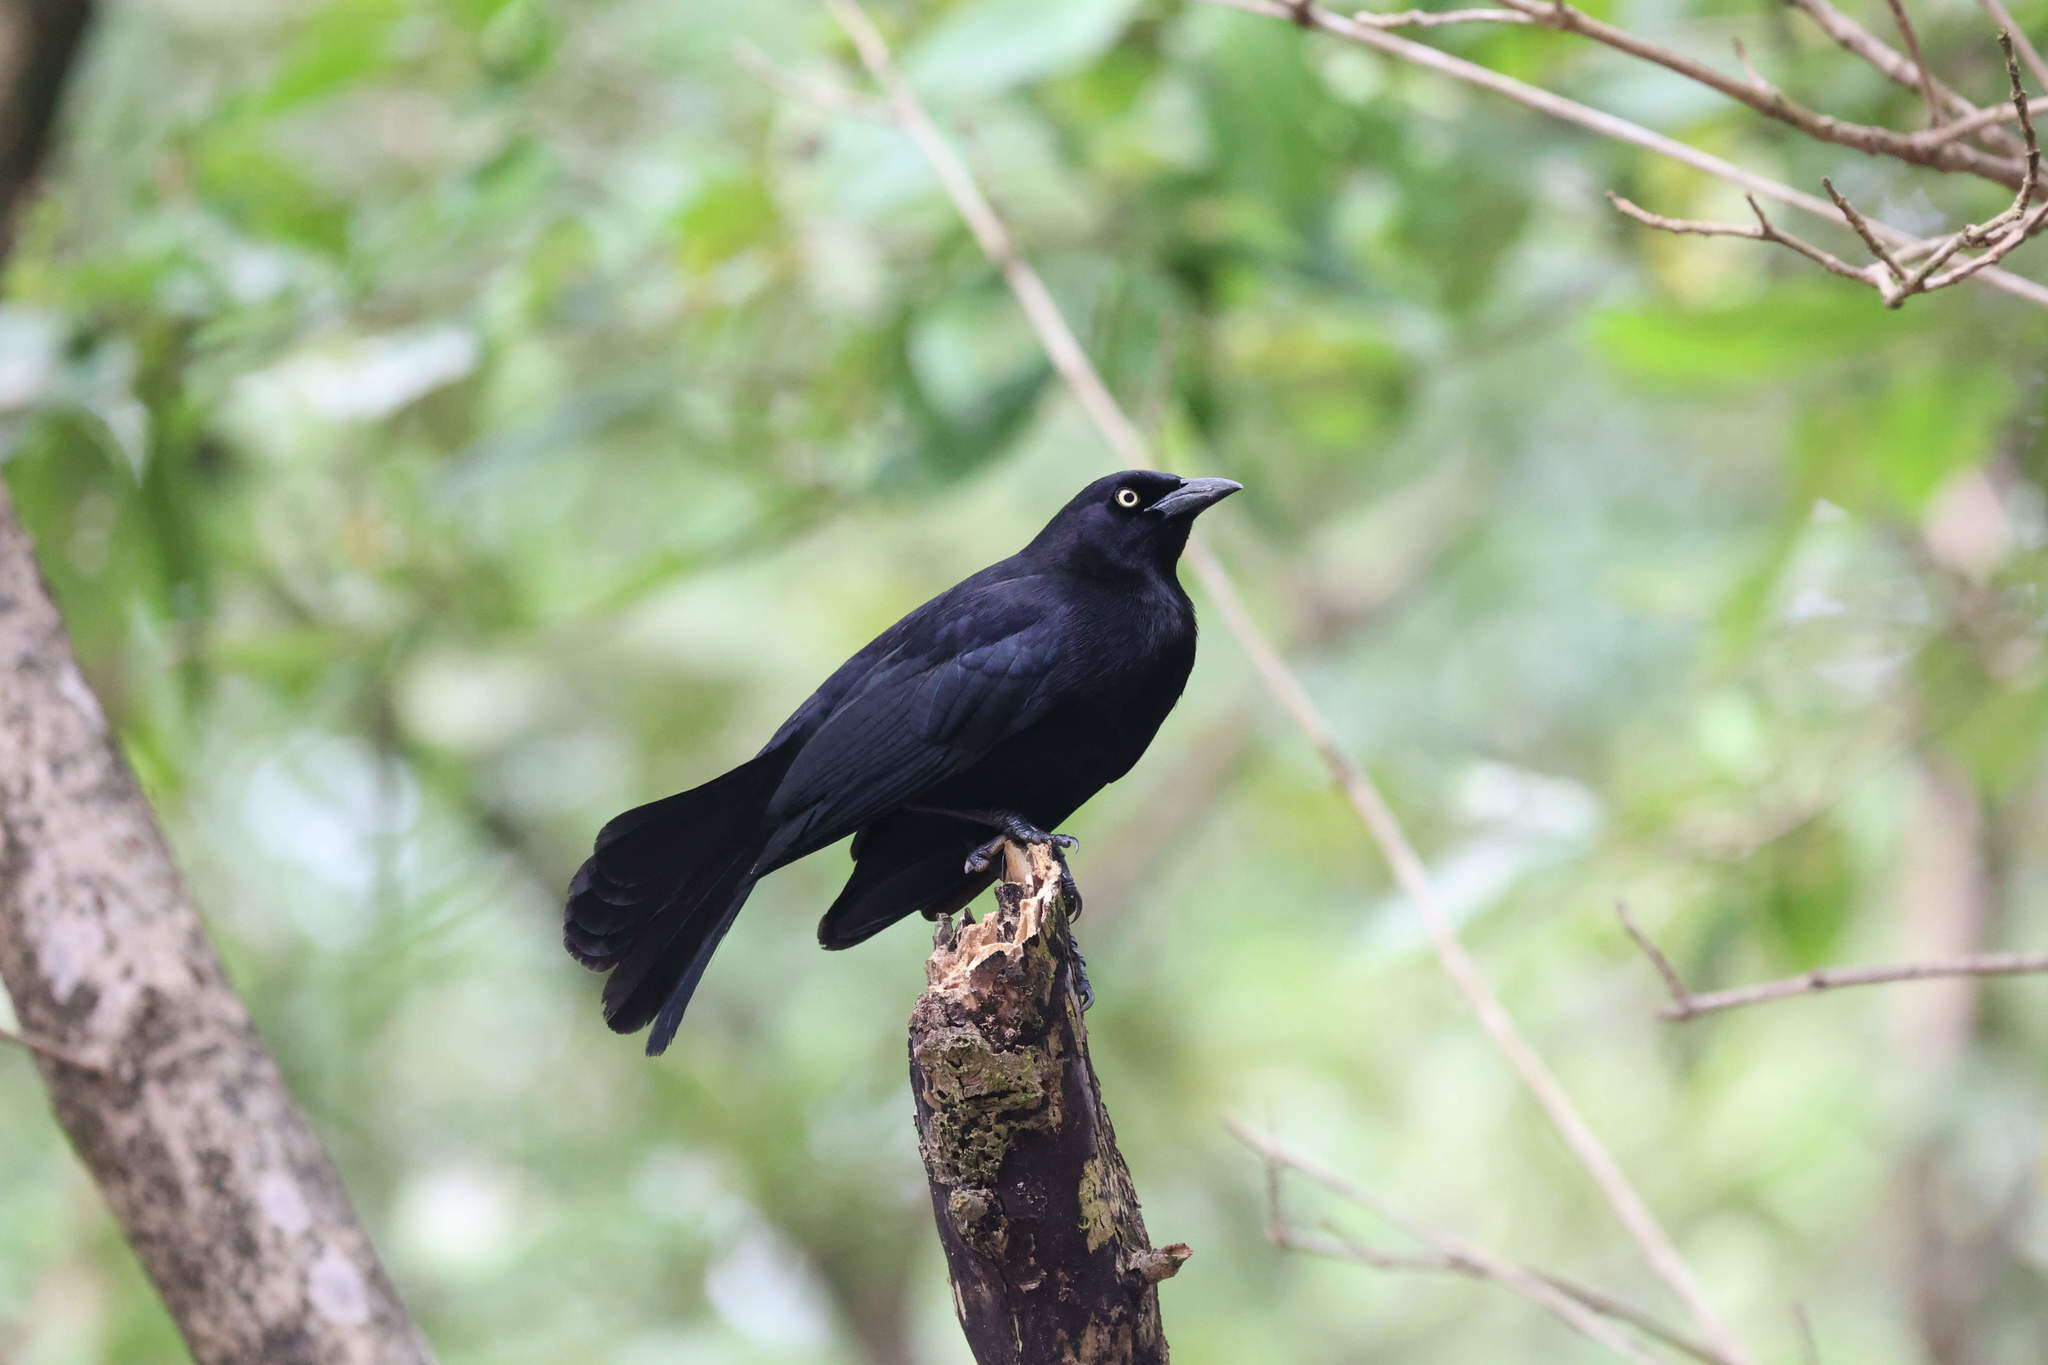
909 841 1189 1365
0 485 433 1365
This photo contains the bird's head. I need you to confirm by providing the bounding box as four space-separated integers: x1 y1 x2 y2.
1026 470 1242 577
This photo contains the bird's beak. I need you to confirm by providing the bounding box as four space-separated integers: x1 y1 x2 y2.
1149 477 1243 518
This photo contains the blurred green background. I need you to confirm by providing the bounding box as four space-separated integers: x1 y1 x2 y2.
4 0 2048 1360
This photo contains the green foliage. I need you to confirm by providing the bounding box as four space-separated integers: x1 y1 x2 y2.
4 0 2048 1362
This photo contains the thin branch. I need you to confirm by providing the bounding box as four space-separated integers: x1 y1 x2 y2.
1197 0 2048 309
1820 178 1908 279
1614 902 1692 1013
1664 954 2048 1020
1880 0 1946 127
733 39 889 119
0 1022 104 1072
1615 905 2048 1021
1918 199 2048 289
815 6 1757 1360
1610 39 2048 311
1864 36 2046 304
1282 1225 1735 1365
1948 33 2038 246
1232 1122 1684 1365
1731 38 1771 93
1782 0 2024 155
1793 1304 1821 1365
1349 6 1533 28
1607 191 1884 285
1917 94 2048 148
1472 0 2029 190
1975 0 2048 91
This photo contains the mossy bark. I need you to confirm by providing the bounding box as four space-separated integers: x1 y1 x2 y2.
909 841 1189 1365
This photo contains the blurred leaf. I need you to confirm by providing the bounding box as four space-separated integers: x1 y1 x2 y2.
1939 676 2048 794
905 0 1141 100
254 0 405 116
1757 822 1857 964
1591 285 1882 388
191 123 352 254
676 174 782 274
1795 362 2012 515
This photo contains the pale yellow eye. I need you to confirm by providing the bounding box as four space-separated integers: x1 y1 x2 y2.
1114 488 1140 509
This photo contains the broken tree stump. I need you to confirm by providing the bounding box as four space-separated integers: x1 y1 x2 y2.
908 840 1190 1365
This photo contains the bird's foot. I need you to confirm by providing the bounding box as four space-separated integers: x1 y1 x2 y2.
960 814 1078 876
997 813 1078 852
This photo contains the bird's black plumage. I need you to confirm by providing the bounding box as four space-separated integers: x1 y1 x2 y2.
566 469 1241 1053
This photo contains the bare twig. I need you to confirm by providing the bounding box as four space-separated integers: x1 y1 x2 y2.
1881 0 1946 127
1613 39 2048 309
815 5 1756 1359
1475 0 2029 188
1794 1304 1821 1365
1820 178 1909 278
1232 1122 1686 1365
1975 0 2048 90
1663 955 2048 1020
1862 36 2048 301
1614 902 1693 1013
1917 94 2048 148
1731 38 1771 93
1197 0 2048 308
733 39 889 120
1283 1224 1735 1365
1607 192 1886 285
1350 6 1532 28
1942 35 2037 246
1615 905 2048 1021
1782 0 2019 151
1320 0 2048 306
0 1022 104 1072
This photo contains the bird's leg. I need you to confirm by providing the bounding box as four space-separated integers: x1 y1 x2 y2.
910 805 1079 874
920 805 1092 1004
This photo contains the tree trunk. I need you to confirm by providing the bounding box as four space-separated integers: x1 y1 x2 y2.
909 841 1190 1365
0 0 94 255
0 485 435 1364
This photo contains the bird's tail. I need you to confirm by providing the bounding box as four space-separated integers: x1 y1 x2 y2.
565 743 793 1055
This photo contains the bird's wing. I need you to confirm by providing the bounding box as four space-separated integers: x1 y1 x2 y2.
757 585 1062 866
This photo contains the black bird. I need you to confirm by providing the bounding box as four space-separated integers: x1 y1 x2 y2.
565 470 1241 1054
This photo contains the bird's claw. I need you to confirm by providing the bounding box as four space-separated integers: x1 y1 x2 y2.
1069 937 1095 1012
1055 858 1084 921
962 822 1079 876
963 835 1001 876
